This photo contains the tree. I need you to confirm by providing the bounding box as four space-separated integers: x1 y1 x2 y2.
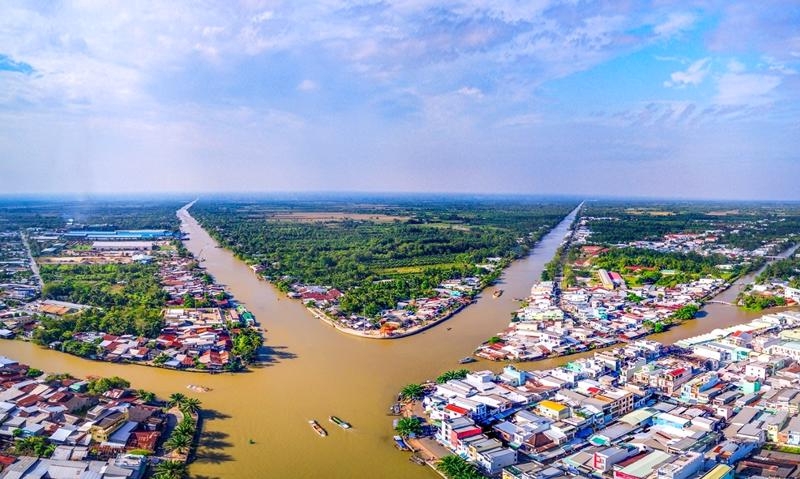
179 397 202 415
394 417 422 437
87 376 130 395
437 455 485 479
136 389 156 404
174 419 195 437
26 368 43 378
436 369 470 384
399 383 424 401
15 436 55 457
672 304 699 321
164 433 192 455
487 336 502 344
152 460 188 479
168 393 187 408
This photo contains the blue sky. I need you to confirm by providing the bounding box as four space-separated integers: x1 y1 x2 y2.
1 1 799 199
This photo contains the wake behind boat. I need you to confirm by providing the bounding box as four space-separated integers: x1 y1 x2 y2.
329 415 351 429
309 420 327 437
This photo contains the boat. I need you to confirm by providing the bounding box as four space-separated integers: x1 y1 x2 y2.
329 415 351 429
410 455 426 465
458 357 477 364
393 435 408 450
186 384 211 393
493 289 504 298
309 420 327 437
249 439 255 444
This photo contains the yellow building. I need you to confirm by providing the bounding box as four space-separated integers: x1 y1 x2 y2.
537 400 570 420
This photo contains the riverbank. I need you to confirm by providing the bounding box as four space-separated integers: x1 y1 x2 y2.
307 301 471 340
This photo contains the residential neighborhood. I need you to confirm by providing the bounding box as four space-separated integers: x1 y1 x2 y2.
402 311 800 479
0 355 198 479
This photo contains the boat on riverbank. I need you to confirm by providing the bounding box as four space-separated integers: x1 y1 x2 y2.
393 435 409 450
309 420 327 437
329 415 351 429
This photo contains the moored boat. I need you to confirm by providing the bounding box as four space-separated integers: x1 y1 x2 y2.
393 435 409 450
309 420 327 437
458 357 477 364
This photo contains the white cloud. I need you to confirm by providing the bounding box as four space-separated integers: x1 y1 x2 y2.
457 86 483 98
297 79 318 92
727 59 746 73
716 73 781 105
654 12 696 37
251 10 274 23
664 58 710 88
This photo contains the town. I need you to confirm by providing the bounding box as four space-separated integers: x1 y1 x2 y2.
0 355 200 478
475 214 797 362
0 228 262 373
397 311 800 479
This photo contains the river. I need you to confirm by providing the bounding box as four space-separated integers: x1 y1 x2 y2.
1 203 795 478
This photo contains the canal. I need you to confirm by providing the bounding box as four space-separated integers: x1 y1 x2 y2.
1 203 795 478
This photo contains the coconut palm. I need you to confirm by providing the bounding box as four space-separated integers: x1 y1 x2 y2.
179 397 202 414
436 369 469 384
168 393 187 408
399 383 424 401
152 460 188 479
394 417 422 437
174 419 195 437
437 455 484 479
164 433 192 455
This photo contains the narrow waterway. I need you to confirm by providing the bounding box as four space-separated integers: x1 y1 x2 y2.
1 203 794 478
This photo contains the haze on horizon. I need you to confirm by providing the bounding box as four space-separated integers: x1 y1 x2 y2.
1 1 799 201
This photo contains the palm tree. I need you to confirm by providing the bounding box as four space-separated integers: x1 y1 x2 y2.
437 455 483 479
179 397 202 414
168 393 187 408
399 383 424 401
152 460 188 479
174 419 195 437
136 389 156 404
436 369 469 384
394 417 422 437
164 433 192 455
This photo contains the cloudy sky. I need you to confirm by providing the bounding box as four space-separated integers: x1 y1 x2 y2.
1 1 799 199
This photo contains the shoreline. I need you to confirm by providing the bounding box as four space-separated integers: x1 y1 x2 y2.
306 302 471 340
6 337 249 374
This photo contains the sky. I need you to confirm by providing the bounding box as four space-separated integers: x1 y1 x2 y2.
1 1 799 200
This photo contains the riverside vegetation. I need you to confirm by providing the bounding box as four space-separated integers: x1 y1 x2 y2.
191 196 577 318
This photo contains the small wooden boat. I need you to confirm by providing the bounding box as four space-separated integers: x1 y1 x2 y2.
186 384 211 393
410 455 426 465
309 420 327 437
458 357 477 364
329 415 351 429
393 435 408 450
